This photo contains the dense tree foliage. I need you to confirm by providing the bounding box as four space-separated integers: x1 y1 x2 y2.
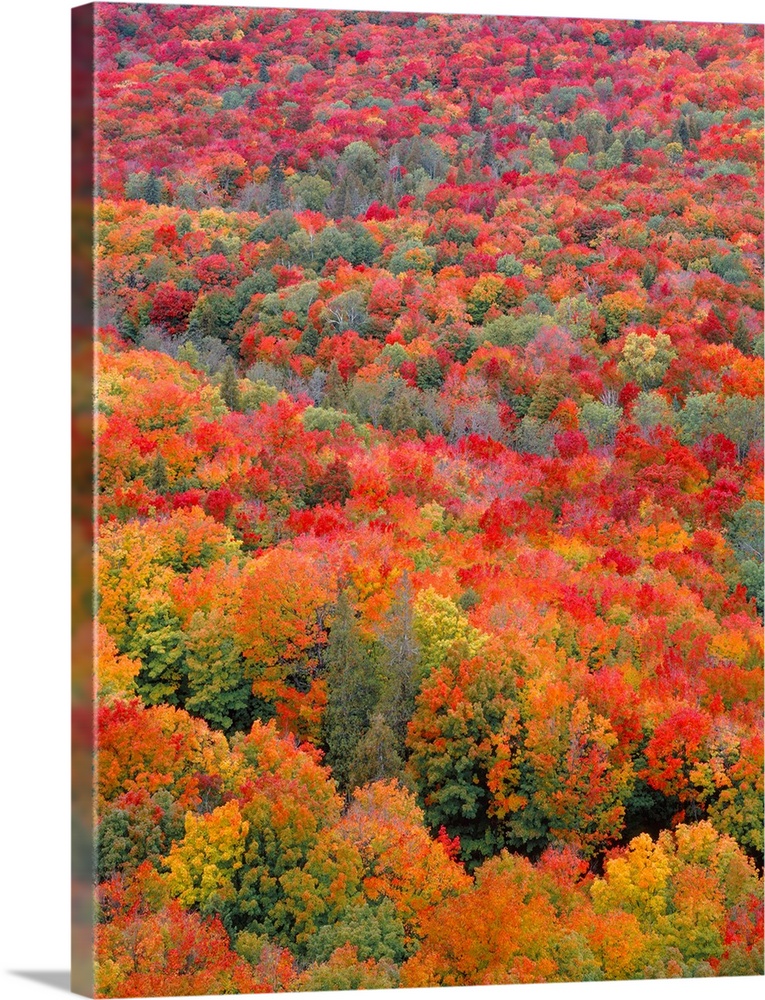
91 4 763 993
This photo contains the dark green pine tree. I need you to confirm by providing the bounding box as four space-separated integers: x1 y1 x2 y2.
480 132 496 167
376 572 421 754
267 157 286 211
732 316 751 355
258 60 270 83
220 356 242 411
468 96 483 127
144 171 162 206
148 450 168 493
416 355 444 391
522 46 536 79
323 590 381 793
641 260 658 290
678 116 691 149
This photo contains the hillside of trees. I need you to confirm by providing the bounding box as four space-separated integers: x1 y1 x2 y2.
91 5 763 994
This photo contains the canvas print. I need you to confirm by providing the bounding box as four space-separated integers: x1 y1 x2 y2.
73 3 764 996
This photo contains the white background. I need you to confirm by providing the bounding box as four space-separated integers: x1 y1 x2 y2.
1 1 761 998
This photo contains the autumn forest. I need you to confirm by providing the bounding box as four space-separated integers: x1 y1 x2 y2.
90 4 763 995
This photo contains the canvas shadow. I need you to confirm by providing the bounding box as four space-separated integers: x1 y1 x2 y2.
10 971 70 992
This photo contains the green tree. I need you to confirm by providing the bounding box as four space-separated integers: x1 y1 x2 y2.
125 170 166 204
406 645 522 866
416 356 444 391
641 261 658 289
220 356 242 411
496 254 524 277
580 399 621 447
376 574 421 751
633 391 676 437
296 945 398 991
514 415 558 456
717 395 763 461
348 713 404 789
144 171 163 206
306 899 406 966
677 392 719 445
324 289 369 334
602 138 624 169
340 141 380 187
97 789 185 880
267 158 286 211
323 591 381 792
522 46 536 79
147 450 168 493
726 500 764 610
184 607 251 734
528 135 556 174
286 172 332 212
131 603 187 707
315 226 354 268
177 340 202 370
527 371 572 421
187 293 240 343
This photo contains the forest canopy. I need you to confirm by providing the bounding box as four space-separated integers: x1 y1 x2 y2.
91 4 764 994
